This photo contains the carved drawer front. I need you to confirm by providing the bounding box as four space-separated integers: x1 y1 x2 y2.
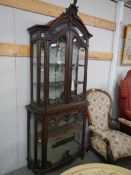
48 111 84 129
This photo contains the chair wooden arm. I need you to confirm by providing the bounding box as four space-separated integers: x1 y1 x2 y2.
89 126 108 142
124 110 131 121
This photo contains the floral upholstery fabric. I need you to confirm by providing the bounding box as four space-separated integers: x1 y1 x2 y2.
105 130 131 161
87 91 110 131
89 126 131 161
91 135 107 159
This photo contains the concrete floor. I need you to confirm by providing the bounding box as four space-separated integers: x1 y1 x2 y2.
5 151 131 175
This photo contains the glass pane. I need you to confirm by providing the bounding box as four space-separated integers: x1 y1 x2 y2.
74 27 87 43
71 37 78 94
49 35 66 105
77 47 85 96
71 46 86 101
37 121 42 167
30 114 34 160
40 44 44 105
32 32 38 40
47 112 83 164
33 43 37 103
78 47 85 82
47 23 68 36
79 47 85 61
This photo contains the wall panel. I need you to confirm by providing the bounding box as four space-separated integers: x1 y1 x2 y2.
0 57 18 174
87 60 111 90
0 6 14 42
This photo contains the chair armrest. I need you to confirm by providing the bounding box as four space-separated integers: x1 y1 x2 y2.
89 126 110 145
119 118 131 127
109 116 120 130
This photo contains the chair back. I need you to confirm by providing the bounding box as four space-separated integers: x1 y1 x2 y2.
87 89 112 131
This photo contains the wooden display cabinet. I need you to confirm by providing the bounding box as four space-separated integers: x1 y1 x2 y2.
26 0 92 174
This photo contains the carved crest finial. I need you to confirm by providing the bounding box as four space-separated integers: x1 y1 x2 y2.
73 0 77 6
64 0 78 16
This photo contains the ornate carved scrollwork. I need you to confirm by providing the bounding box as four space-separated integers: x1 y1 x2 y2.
60 0 78 18
48 111 83 129
65 0 78 16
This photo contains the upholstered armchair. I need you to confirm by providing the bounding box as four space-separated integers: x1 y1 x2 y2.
119 70 131 135
87 89 131 163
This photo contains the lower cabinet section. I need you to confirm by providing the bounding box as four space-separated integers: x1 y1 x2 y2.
27 109 87 174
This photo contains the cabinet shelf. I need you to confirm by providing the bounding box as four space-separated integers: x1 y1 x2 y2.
75 81 83 84
33 81 83 87
37 122 82 142
33 63 84 67
78 64 84 67
50 63 65 66
33 81 64 87
49 81 64 87
33 63 65 66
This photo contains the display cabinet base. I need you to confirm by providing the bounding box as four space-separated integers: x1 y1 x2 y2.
27 151 85 175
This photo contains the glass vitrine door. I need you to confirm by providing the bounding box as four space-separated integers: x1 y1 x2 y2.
40 43 45 105
32 42 37 104
71 32 87 102
32 41 45 106
48 34 67 105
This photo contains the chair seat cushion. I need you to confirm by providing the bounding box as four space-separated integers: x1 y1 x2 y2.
90 126 131 161
105 130 131 161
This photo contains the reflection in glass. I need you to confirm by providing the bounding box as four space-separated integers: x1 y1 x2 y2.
49 35 66 105
71 45 86 101
71 37 78 93
78 47 85 83
74 27 87 43
40 44 44 104
30 114 34 160
32 32 38 40
47 112 83 164
33 43 37 103
77 47 85 96
37 121 42 167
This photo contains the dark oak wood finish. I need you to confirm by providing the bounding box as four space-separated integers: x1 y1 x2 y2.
26 0 92 174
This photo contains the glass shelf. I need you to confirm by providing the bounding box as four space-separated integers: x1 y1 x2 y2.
75 81 84 84
33 81 64 87
78 64 84 66
33 63 66 66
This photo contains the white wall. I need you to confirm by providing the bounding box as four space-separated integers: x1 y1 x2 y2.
0 0 118 174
